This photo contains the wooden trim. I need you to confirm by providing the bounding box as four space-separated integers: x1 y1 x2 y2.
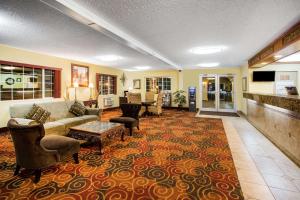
71 63 89 87
248 20 300 68
53 70 61 98
96 73 118 95
0 60 62 70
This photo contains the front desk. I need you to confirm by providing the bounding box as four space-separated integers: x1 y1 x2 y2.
243 93 300 166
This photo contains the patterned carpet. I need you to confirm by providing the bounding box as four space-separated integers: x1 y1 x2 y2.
0 110 244 200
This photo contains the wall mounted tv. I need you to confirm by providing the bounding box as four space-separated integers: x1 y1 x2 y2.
253 71 275 82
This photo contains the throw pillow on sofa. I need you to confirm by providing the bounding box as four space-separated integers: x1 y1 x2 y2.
69 101 86 116
26 104 51 124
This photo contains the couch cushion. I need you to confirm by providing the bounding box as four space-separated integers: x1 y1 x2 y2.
56 116 90 131
77 115 99 121
44 122 66 136
10 101 76 121
10 103 36 118
12 118 37 126
38 101 75 121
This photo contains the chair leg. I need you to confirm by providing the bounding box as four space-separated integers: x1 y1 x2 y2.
137 126 140 130
73 153 79 164
34 169 41 183
14 164 21 176
129 127 133 136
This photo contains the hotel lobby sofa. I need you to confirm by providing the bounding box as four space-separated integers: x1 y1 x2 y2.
9 101 101 136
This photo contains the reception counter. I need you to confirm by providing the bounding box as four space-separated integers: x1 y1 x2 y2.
243 92 300 166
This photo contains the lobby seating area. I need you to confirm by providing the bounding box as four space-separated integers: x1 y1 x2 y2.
0 1 300 200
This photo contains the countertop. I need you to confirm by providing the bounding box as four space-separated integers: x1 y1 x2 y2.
243 92 300 113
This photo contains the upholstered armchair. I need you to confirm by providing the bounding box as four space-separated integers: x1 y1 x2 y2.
7 119 80 183
149 93 163 116
127 93 142 104
145 91 155 102
109 103 141 136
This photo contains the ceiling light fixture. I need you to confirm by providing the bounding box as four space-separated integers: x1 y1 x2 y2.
274 55 283 59
261 62 268 65
95 55 123 62
134 66 151 70
2 66 15 70
197 63 220 67
190 46 227 55
278 52 300 62
124 69 138 72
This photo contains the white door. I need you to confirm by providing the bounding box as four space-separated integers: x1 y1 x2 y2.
199 74 236 112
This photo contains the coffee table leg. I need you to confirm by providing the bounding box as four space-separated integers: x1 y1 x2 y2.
98 139 103 155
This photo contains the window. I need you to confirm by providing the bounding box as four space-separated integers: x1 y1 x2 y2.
96 74 117 95
0 61 61 101
146 77 171 92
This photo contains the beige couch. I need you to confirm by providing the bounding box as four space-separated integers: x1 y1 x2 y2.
10 101 101 136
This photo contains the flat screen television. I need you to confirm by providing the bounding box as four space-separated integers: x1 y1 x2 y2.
253 71 275 82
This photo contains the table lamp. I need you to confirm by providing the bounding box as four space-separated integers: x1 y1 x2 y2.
89 83 94 100
73 82 79 100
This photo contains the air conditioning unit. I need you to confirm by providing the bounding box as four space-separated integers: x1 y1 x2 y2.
103 97 113 107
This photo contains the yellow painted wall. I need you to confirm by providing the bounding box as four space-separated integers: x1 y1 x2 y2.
182 67 243 110
123 70 179 106
240 64 249 114
0 44 123 127
249 64 300 94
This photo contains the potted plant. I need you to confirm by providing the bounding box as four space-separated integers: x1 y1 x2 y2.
173 90 187 109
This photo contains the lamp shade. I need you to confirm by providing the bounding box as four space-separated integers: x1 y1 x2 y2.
89 83 94 88
73 82 79 88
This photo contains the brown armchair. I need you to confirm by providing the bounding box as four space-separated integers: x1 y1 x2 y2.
7 119 80 183
109 103 141 136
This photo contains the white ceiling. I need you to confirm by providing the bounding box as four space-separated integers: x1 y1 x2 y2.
1 0 300 70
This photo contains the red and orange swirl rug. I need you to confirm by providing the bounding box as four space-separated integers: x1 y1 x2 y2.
0 110 244 200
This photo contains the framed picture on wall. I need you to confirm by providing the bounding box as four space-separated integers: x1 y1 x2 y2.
71 64 89 87
242 77 247 91
133 79 141 89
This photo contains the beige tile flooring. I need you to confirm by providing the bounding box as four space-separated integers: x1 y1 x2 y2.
196 114 300 200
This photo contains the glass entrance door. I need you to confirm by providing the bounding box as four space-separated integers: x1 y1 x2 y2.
200 75 217 111
218 75 235 112
200 74 236 112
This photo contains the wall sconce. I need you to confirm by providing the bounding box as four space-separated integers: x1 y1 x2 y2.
73 82 79 100
88 83 94 100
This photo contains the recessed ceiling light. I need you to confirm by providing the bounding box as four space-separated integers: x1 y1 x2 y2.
190 46 227 55
274 55 283 59
197 63 220 67
2 66 15 70
134 66 151 70
96 55 123 62
278 52 300 62
124 69 138 72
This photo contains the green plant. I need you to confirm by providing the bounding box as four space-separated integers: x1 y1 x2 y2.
173 90 187 107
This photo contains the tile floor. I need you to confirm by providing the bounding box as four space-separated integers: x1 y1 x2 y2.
196 113 300 200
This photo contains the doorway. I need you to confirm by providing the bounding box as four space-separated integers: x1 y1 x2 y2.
199 74 236 112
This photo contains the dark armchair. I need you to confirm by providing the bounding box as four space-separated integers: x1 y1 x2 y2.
7 119 80 183
109 103 141 136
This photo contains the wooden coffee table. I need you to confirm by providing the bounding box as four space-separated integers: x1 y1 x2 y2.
68 121 125 154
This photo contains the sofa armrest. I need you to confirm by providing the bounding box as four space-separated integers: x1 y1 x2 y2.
85 108 101 116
